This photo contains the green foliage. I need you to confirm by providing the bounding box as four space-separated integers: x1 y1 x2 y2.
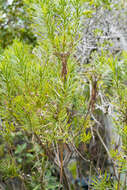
0 35 89 143
91 173 112 190
0 0 127 189
68 161 77 179
24 0 84 57
0 1 91 188
0 0 90 145
0 156 20 179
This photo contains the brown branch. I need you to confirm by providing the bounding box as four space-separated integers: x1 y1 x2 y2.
59 142 64 189
54 52 70 80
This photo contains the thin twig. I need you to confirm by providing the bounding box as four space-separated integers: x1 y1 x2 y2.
71 142 90 163
95 128 119 181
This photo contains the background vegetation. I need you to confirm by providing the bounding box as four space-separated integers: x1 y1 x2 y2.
0 0 127 190
0 0 36 48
